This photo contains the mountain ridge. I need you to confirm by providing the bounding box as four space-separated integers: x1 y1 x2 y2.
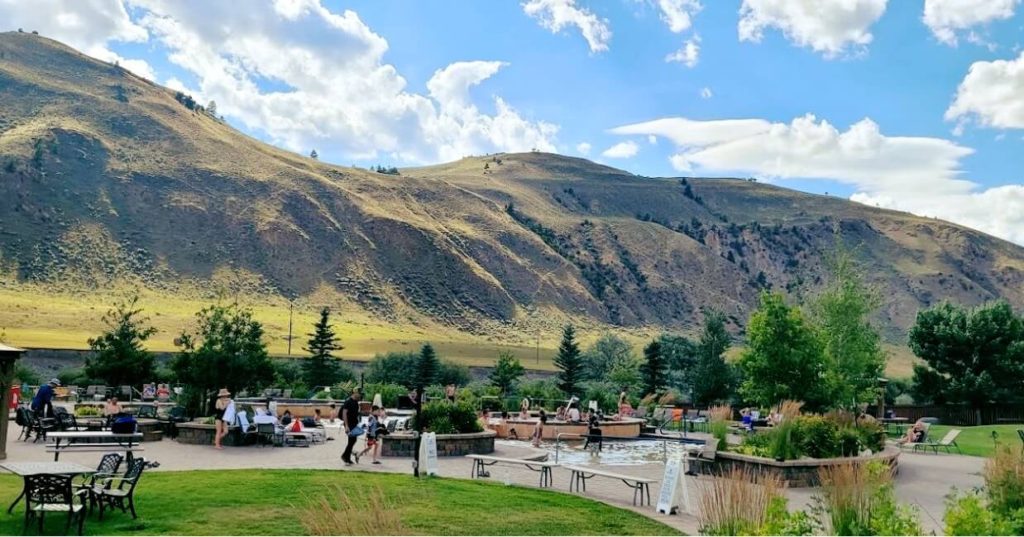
2 31 1023 363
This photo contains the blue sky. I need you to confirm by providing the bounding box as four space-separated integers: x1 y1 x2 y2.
3 0 1024 243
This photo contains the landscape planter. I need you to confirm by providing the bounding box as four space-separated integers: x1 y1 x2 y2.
174 421 249 446
690 445 901 487
381 430 496 457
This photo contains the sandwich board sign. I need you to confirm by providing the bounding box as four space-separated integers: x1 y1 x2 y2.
656 457 682 514
656 453 692 515
420 432 439 476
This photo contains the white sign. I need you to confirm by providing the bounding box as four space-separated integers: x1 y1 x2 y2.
656 457 682 515
420 432 439 476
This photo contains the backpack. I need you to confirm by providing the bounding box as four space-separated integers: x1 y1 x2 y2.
111 415 137 434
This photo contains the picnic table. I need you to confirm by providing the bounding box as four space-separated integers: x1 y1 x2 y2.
880 417 909 436
1 461 95 514
46 431 144 462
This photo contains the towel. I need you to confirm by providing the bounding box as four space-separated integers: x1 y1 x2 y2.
237 410 250 431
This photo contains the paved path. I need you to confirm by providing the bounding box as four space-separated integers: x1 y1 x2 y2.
2 433 984 535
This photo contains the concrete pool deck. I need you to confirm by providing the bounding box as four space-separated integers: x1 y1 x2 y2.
1 434 985 535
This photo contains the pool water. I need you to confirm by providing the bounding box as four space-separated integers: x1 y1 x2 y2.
499 438 705 466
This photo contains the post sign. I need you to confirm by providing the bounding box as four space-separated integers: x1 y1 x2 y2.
421 432 439 476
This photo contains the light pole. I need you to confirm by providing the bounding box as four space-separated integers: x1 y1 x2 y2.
287 300 294 356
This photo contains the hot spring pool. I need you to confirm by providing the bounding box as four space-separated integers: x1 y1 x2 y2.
499 437 706 466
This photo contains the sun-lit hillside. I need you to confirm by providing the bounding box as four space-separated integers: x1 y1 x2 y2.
2 32 1022 376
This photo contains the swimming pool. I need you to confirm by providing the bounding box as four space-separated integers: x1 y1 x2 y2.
499 436 706 466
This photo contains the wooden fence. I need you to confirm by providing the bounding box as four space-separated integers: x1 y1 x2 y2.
890 404 1024 426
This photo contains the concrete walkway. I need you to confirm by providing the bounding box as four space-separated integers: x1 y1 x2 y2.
1 433 985 535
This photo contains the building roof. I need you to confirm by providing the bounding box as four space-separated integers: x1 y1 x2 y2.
0 343 26 354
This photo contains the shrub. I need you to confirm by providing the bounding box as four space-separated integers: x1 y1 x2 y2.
944 492 1016 536
854 420 886 453
411 402 482 434
836 428 862 457
797 416 840 458
13 364 40 386
581 381 619 413
762 496 816 536
735 431 774 458
74 405 102 417
516 378 563 408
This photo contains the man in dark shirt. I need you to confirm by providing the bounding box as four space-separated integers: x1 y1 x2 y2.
31 378 59 418
341 388 362 465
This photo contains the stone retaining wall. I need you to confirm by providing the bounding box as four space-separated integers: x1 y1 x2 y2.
381 430 496 457
175 422 247 446
691 446 901 487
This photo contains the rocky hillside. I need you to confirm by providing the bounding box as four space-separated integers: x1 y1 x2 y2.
2 32 1023 347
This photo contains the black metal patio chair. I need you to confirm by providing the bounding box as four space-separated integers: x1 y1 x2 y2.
24 474 88 535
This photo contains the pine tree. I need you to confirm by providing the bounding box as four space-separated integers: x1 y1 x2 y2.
310 149 318 160
207 100 217 116
640 339 666 397
554 325 583 396
302 307 344 387
416 343 439 388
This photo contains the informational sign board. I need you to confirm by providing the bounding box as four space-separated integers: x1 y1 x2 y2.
656 457 682 515
656 454 693 515
421 432 439 476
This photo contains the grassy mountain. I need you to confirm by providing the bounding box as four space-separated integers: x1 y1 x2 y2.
2 32 1023 373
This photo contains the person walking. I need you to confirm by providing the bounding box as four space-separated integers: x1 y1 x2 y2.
341 388 362 465
214 388 233 450
356 406 383 464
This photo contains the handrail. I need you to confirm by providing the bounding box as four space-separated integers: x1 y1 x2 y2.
554 432 584 463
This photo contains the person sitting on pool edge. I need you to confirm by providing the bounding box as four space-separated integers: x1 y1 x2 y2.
566 402 581 424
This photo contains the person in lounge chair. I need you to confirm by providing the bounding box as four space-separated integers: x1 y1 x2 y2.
898 420 926 446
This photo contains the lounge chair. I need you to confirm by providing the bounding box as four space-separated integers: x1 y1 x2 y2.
913 429 961 454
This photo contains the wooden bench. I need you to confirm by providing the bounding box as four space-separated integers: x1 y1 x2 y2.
564 465 657 506
466 455 558 488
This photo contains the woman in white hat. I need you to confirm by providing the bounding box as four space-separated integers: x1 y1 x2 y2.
214 388 232 450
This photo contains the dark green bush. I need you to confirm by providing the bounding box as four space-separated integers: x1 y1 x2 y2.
796 415 840 458
855 420 886 452
411 402 482 434
837 427 862 457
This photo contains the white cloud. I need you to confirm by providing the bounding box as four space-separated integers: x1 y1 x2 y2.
0 0 155 79
665 35 700 67
611 114 1024 245
576 142 592 155
601 140 639 158
738 0 888 58
700 86 713 99
647 135 657 145
923 0 1019 46
656 0 702 33
19 0 558 163
521 0 612 53
946 51 1024 130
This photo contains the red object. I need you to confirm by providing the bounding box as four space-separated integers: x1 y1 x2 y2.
290 420 302 432
9 385 21 408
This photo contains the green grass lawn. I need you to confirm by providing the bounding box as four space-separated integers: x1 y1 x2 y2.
927 424 1024 458
0 469 679 536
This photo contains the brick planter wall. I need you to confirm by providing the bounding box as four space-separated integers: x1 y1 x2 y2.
381 430 496 457
175 422 248 446
691 446 901 487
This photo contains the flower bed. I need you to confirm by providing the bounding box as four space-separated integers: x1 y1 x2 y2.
691 445 901 487
381 430 496 457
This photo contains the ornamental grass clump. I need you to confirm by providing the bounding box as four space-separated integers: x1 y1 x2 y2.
302 485 406 536
816 461 921 536
697 467 784 536
983 445 1024 516
768 400 803 461
708 404 732 450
